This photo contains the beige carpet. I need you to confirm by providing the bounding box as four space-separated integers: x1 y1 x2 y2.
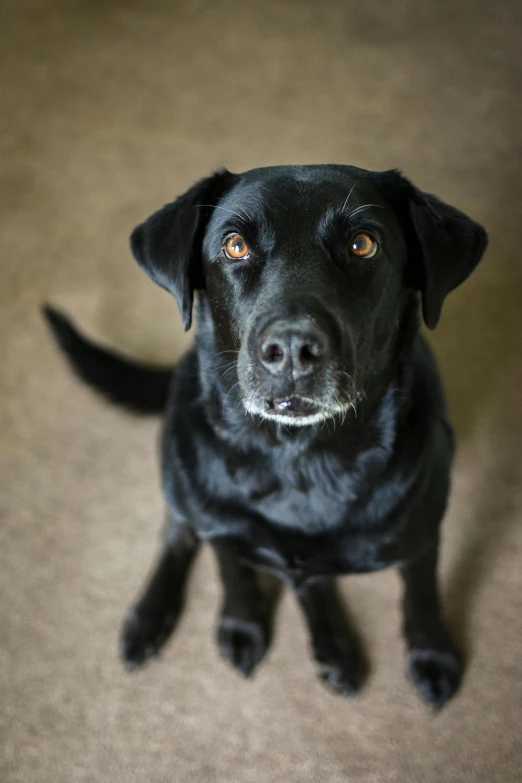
1 1 521 781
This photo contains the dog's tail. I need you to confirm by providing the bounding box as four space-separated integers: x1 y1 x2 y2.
42 305 172 415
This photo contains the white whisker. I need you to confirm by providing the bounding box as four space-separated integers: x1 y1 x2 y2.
341 180 360 213
348 203 384 218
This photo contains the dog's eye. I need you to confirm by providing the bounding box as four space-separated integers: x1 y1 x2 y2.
224 234 249 260
349 233 378 259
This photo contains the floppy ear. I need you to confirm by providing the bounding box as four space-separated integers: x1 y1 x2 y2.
130 169 236 330
387 172 488 329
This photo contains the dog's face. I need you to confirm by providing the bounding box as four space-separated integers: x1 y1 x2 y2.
201 168 410 425
131 165 487 426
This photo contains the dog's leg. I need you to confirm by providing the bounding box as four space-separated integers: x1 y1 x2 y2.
121 522 200 670
213 546 272 677
297 577 364 697
400 544 462 709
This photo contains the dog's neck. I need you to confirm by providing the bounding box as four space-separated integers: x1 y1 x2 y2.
193 292 420 459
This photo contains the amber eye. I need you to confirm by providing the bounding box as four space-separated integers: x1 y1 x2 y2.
350 232 378 258
224 234 249 260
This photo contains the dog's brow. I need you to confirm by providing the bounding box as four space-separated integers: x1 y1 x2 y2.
193 204 252 223
346 203 385 217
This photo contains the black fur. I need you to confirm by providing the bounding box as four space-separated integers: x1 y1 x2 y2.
44 164 487 710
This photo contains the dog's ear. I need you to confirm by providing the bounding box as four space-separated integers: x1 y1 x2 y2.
130 169 236 330
384 171 488 329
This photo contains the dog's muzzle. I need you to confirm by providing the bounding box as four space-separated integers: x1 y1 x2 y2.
238 314 349 425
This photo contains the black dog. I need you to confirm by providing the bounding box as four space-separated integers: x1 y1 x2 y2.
44 164 487 709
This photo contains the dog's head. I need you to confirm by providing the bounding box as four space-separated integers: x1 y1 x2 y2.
131 165 487 426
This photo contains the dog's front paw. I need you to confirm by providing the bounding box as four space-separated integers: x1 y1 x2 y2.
408 647 463 709
217 616 268 677
120 608 178 670
314 641 364 698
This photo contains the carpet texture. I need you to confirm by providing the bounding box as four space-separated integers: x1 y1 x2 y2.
1 1 521 781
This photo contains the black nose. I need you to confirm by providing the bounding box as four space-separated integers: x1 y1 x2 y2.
258 318 329 378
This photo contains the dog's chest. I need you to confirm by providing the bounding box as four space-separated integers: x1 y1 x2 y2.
228 450 358 534
214 459 421 584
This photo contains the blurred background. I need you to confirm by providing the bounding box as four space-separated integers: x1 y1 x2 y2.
1 1 521 781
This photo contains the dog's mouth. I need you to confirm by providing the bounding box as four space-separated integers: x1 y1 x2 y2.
241 393 340 427
264 395 320 418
